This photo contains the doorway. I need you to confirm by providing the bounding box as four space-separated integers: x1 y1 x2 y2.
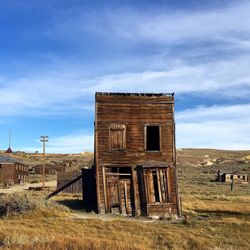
105 167 135 215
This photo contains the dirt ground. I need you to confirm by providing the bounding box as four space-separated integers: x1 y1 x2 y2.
0 180 56 194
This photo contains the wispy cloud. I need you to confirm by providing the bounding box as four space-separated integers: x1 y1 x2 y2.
176 104 250 149
48 1 250 49
20 130 94 153
1 0 250 151
1 53 250 117
47 131 94 153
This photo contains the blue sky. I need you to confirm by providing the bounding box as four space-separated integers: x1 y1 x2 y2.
0 0 250 153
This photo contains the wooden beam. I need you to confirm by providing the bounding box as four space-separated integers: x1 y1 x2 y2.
157 169 162 203
124 181 129 215
46 174 82 199
102 166 108 213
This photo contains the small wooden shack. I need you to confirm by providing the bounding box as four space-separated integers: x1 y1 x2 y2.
94 92 180 217
0 156 29 187
217 170 248 183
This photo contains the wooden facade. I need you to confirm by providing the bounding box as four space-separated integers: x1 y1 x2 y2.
0 156 29 187
94 92 180 217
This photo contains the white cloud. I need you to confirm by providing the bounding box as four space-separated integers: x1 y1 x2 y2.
115 3 250 45
49 1 250 48
176 104 250 149
42 131 93 153
1 53 250 118
91 55 250 97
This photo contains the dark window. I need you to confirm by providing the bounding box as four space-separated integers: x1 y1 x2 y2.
146 126 160 151
152 170 160 202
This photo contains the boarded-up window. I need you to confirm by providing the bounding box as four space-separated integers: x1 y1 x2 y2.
110 124 126 150
144 168 171 204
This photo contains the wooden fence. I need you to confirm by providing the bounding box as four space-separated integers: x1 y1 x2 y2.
57 172 82 194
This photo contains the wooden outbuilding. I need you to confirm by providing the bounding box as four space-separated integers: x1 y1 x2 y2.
94 92 181 217
217 170 248 183
0 156 29 187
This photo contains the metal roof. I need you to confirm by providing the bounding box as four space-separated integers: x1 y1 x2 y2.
0 155 25 165
0 155 18 164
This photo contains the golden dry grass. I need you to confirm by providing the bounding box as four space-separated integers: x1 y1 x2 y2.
0 187 249 250
0 207 249 250
0 149 249 249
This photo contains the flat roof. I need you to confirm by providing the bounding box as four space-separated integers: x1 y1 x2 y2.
219 170 247 175
96 92 174 97
0 155 26 165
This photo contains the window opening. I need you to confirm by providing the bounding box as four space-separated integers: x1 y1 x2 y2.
146 126 160 151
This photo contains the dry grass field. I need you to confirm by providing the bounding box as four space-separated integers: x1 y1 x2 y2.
0 149 249 250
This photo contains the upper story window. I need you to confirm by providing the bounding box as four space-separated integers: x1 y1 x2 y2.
145 125 160 151
110 124 126 150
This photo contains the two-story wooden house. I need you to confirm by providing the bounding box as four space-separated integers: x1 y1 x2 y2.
0 156 29 187
94 92 180 217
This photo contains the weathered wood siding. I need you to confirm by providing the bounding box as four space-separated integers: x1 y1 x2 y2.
0 164 15 185
95 93 179 216
57 172 82 193
96 95 174 164
0 163 29 186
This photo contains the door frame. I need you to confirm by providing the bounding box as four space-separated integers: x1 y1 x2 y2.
103 165 135 215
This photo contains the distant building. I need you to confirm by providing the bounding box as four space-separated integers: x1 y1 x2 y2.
217 170 248 183
5 147 13 154
32 163 59 175
0 156 29 187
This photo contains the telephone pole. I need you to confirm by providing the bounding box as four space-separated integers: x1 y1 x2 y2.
40 136 49 190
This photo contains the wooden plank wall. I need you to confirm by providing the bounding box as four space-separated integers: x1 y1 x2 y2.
0 164 15 185
57 172 82 193
95 94 179 216
0 163 29 186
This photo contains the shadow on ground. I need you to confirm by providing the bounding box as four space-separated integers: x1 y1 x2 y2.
57 198 85 211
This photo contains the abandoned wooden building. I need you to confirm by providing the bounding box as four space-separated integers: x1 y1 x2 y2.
217 170 248 183
0 156 29 187
93 92 181 217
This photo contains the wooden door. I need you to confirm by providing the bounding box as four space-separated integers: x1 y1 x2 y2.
106 175 134 215
119 179 133 215
106 175 120 214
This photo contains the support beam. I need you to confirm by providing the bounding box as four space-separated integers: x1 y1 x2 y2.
46 174 82 200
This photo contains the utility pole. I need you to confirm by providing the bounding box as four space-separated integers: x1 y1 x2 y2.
40 136 49 190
